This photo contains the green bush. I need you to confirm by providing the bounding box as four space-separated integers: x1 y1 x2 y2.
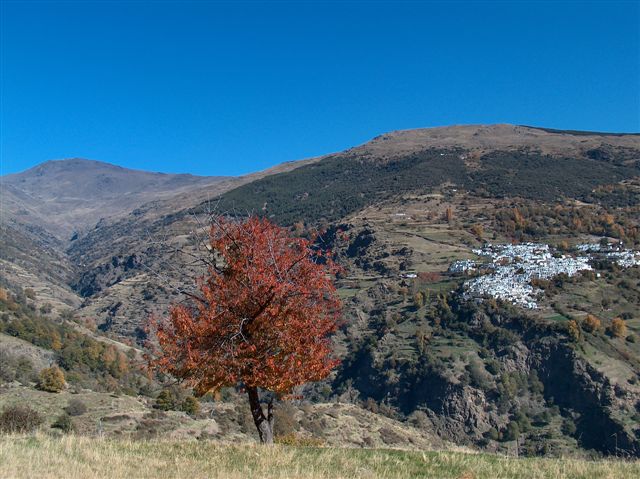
465 360 491 390
561 418 577 436
65 399 88 416
502 421 520 442
485 427 500 441
181 397 200 416
52 413 74 433
154 390 177 411
528 370 544 395
514 410 532 433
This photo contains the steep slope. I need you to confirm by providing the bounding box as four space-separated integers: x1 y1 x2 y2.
214 125 640 225
0 158 229 312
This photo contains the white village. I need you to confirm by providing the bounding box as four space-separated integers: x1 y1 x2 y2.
449 241 640 309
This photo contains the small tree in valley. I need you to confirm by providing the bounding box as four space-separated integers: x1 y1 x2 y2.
149 216 341 444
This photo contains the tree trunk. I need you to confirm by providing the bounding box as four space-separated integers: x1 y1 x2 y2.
247 386 274 444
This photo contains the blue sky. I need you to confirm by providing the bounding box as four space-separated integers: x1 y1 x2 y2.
1 1 639 176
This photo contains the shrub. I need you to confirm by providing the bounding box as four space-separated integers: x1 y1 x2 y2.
582 314 602 333
237 404 257 435
181 397 200 416
502 421 520 441
533 410 552 426
38 366 65 392
379 426 404 445
465 360 491 390
39 303 53 315
154 390 177 411
0 405 44 433
407 410 430 429
485 358 500 375
561 418 577 436
608 318 627 338
52 413 74 433
65 399 88 416
514 410 532 433
528 370 544 395
299 415 325 437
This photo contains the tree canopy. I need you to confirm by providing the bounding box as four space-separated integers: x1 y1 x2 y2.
149 216 341 443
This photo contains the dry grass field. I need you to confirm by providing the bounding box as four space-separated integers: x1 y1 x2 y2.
1 435 639 479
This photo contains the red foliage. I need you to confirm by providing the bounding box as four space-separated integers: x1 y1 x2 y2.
149 216 341 396
417 271 442 283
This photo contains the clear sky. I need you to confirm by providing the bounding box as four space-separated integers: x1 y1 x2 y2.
1 1 639 177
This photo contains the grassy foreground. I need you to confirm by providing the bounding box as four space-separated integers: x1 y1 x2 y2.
0 435 639 479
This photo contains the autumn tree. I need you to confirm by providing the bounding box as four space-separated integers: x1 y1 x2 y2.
149 216 341 444
413 291 425 308
582 314 602 333
470 224 484 241
608 318 627 338
513 208 525 228
38 366 65 393
566 320 582 342
445 207 454 223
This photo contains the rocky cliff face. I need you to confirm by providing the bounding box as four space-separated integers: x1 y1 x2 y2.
534 340 640 456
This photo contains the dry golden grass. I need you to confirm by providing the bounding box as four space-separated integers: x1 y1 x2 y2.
0 434 639 479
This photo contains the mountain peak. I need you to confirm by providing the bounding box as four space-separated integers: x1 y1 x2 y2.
1 157 227 238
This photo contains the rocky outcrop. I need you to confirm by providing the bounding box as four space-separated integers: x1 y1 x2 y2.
533 339 640 456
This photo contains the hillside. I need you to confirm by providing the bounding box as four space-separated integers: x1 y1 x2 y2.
0 156 317 315
214 124 640 225
1 124 640 458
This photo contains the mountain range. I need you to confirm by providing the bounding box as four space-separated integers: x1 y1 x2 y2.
1 124 640 456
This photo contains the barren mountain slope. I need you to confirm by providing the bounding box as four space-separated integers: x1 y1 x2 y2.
1 158 228 239
354 124 639 160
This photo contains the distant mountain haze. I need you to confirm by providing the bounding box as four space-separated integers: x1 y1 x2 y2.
0 158 228 239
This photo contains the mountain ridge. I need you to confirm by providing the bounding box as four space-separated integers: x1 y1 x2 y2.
1 157 228 239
